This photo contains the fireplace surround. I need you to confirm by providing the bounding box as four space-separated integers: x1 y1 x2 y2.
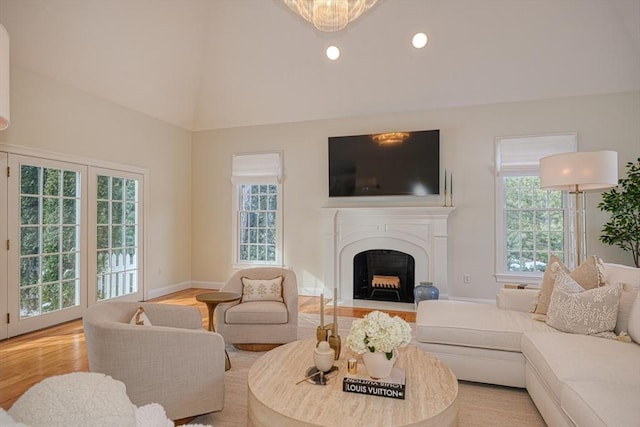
321 206 454 307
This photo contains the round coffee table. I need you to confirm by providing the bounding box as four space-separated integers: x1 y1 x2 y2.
196 291 241 370
247 339 458 426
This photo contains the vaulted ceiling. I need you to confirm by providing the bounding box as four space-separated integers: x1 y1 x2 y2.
1 0 639 131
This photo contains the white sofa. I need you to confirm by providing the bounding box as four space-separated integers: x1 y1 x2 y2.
416 263 640 427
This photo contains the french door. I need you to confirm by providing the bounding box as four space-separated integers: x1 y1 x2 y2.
87 168 143 304
0 152 7 340
1 152 145 338
7 155 87 336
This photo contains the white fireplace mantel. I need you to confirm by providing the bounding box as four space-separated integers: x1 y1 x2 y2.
320 206 454 306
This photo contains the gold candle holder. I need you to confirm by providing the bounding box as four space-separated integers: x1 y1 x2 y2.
348 358 357 375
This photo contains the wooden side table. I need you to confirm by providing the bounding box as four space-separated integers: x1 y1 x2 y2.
196 291 241 370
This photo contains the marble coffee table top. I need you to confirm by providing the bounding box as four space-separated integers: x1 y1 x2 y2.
247 339 458 427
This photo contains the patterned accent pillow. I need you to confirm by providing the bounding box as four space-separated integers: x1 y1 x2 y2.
241 276 284 303
546 267 622 336
534 255 605 315
129 306 152 326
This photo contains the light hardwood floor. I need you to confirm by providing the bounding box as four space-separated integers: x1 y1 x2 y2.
0 289 415 411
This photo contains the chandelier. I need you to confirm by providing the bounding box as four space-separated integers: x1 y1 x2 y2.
282 0 379 32
371 132 410 146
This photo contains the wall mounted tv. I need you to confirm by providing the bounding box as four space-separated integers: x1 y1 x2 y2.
328 129 440 197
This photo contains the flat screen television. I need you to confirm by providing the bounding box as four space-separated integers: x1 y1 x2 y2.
328 129 440 197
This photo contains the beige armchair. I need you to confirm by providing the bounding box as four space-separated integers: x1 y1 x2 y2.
214 267 298 349
83 302 225 420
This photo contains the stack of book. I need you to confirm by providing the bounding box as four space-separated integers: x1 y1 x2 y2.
342 365 406 400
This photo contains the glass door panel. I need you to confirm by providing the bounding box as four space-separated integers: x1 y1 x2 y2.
89 169 143 303
7 155 87 337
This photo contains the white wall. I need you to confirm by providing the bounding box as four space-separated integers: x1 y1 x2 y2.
0 66 193 296
192 91 640 300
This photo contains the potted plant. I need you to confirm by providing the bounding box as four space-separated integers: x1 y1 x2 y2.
598 157 640 267
346 310 412 379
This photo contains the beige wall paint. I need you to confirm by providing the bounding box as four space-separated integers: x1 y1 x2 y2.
0 66 193 295
1 65 637 301
192 91 640 300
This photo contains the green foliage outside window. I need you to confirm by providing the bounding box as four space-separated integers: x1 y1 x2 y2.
505 176 565 272
239 184 277 263
96 175 139 301
19 165 80 318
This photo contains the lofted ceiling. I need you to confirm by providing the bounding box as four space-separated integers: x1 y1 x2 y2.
1 0 639 132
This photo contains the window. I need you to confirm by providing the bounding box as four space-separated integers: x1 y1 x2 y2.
495 133 577 283
504 175 564 272
231 152 282 266
237 184 278 262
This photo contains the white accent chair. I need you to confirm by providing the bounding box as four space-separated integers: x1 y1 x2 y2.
83 302 225 420
214 267 298 349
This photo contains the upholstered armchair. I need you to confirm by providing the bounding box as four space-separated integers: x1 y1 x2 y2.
83 302 225 420
214 267 298 349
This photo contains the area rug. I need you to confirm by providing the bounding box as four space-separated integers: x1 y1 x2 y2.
192 314 545 426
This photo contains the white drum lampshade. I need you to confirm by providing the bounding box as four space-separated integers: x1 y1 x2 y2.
540 151 618 192
0 23 9 130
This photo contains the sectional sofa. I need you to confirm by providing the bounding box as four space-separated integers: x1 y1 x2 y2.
416 262 640 427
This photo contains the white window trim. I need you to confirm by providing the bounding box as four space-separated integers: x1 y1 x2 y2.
231 151 284 268
494 133 577 284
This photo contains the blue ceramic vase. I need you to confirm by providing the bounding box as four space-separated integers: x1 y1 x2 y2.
414 282 439 309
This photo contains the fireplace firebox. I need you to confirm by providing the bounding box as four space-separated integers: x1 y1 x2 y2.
353 249 415 303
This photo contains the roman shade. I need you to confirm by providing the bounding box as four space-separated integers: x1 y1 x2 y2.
231 152 282 184
497 133 577 174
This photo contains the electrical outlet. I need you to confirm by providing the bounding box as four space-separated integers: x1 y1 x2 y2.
463 274 470 284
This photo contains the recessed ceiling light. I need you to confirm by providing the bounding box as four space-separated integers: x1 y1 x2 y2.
412 32 428 49
326 45 340 61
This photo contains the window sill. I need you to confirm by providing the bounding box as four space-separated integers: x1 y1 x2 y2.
494 273 543 286
232 261 284 270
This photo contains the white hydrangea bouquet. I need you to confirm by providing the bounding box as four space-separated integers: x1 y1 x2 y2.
346 310 412 360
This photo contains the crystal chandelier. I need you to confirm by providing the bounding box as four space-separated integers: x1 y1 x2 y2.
371 132 410 146
282 0 379 32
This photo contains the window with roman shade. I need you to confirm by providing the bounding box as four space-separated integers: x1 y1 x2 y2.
495 133 577 282
231 152 283 266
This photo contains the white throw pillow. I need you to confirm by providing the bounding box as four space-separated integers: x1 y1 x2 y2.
546 266 622 336
615 284 639 335
603 263 640 334
241 276 284 302
129 306 152 326
628 288 640 344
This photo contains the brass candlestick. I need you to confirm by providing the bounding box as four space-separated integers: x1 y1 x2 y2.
327 288 341 360
316 326 328 344
316 293 328 346
327 327 341 360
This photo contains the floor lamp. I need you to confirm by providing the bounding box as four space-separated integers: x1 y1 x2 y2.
539 151 618 268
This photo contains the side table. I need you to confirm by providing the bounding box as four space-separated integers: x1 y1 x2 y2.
196 291 241 370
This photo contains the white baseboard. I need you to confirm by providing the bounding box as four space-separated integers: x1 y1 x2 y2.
191 281 224 290
146 281 223 300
